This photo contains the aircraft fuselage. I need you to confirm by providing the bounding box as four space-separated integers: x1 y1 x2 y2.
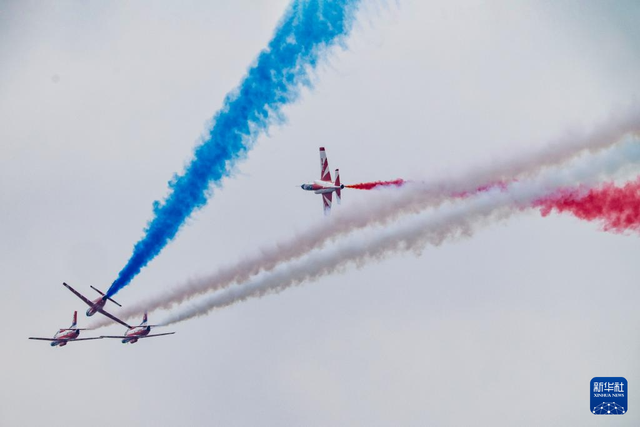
301 179 344 194
50 328 80 347
86 298 106 317
121 326 151 344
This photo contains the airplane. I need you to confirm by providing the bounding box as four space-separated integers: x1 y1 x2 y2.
300 147 345 214
101 311 175 344
29 311 102 347
63 282 132 328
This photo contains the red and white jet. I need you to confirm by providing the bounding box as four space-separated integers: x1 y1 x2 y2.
29 311 102 347
301 147 344 214
101 312 175 344
63 282 132 328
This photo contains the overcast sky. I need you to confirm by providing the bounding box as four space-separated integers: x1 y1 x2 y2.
1 1 640 426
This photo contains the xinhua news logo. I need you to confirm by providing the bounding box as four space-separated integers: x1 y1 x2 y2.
591 377 627 415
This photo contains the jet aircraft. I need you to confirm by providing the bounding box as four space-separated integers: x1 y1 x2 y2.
101 312 175 344
63 282 131 328
29 311 102 347
301 147 344 214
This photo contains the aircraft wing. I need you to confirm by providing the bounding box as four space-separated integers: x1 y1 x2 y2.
322 192 332 215
320 147 332 181
101 332 176 339
97 308 132 329
62 282 94 307
28 337 102 342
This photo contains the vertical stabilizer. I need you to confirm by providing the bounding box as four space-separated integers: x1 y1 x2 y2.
141 311 148 327
71 311 77 328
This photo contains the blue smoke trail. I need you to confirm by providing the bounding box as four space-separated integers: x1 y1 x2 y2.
107 0 361 297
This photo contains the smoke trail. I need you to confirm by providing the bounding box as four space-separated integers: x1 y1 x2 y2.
157 137 640 325
346 179 406 189
89 119 640 327
106 1 362 297
536 177 640 233
91 178 509 327
345 178 510 194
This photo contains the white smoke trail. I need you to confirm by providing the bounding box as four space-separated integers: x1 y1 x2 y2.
90 110 640 328
159 137 640 325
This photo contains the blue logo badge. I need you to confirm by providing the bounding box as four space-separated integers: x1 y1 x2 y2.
591 377 627 415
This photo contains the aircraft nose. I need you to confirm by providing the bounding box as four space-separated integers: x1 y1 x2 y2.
300 184 304 189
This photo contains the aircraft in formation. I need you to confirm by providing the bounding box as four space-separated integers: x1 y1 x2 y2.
301 147 345 214
29 311 101 347
63 282 131 328
32 147 341 347
101 312 175 344
29 283 174 347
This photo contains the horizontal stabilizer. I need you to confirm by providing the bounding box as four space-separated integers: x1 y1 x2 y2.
91 285 122 307
335 169 342 204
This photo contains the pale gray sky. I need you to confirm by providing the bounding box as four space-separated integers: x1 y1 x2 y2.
1 1 639 426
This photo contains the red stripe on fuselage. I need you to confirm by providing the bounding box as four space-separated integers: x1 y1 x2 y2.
126 327 150 338
54 330 79 340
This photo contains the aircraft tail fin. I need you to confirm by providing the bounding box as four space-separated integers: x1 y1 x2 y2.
71 311 77 328
141 311 148 327
334 169 342 204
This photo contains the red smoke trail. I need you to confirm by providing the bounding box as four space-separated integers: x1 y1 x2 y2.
346 179 406 190
347 175 640 233
535 177 640 233
345 179 510 195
